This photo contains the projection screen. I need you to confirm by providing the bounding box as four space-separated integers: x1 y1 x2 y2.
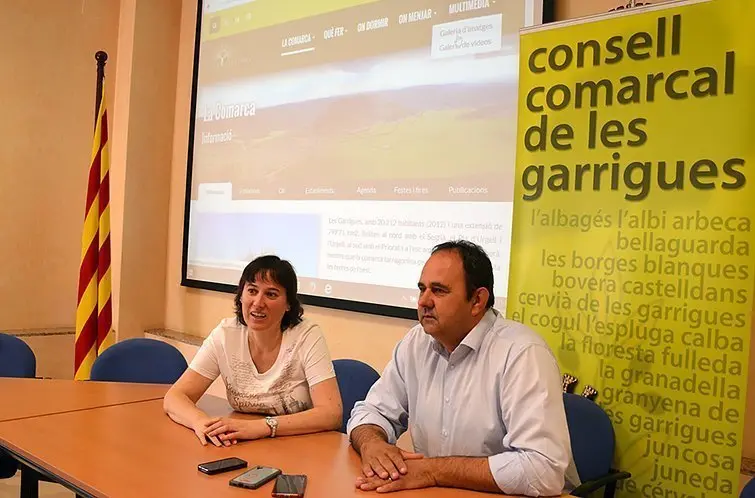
182 0 543 318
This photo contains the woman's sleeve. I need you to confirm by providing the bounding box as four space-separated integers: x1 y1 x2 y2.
188 324 222 381
299 324 336 387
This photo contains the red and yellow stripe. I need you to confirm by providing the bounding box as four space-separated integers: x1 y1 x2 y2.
74 92 114 380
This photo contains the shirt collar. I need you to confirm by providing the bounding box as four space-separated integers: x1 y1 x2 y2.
431 308 498 355
459 308 498 352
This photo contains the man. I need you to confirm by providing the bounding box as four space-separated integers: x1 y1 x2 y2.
347 240 580 496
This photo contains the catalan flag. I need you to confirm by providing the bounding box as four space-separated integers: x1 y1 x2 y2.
74 88 114 380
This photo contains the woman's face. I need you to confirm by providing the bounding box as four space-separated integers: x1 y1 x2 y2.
240 274 289 332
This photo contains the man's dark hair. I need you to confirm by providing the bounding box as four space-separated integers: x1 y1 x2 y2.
234 255 303 330
432 240 495 309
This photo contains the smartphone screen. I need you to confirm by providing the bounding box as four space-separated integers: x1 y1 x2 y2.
197 457 247 475
230 466 281 489
273 474 307 497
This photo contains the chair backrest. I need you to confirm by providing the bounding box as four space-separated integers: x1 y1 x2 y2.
0 333 36 378
0 452 18 479
90 338 187 384
333 359 380 433
563 392 615 482
741 478 755 498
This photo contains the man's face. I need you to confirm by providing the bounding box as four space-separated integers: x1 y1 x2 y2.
416 250 476 341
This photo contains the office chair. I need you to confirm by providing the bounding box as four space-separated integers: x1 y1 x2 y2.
90 338 187 384
0 333 36 478
564 392 631 497
742 478 755 498
0 333 36 379
333 359 380 433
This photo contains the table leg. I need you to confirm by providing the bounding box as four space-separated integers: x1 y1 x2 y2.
19 466 40 498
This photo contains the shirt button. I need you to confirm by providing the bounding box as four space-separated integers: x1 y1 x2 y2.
442 430 448 437
444 397 450 404
450 364 455 369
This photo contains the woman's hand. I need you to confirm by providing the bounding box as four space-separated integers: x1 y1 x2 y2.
205 417 270 443
192 417 228 447
163 370 219 446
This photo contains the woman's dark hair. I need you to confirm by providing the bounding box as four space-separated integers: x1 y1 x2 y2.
432 240 495 309
233 255 303 330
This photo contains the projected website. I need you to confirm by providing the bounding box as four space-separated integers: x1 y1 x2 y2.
186 0 535 309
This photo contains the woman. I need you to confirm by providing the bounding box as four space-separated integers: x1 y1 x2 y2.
164 255 343 446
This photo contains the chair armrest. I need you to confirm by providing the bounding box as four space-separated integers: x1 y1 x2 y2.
571 470 631 496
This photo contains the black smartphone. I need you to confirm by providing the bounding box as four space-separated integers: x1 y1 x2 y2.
272 474 307 497
229 466 282 489
197 457 247 475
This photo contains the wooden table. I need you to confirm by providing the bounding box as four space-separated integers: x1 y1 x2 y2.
0 378 168 422
0 397 552 497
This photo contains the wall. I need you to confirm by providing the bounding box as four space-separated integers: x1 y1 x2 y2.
554 0 635 19
110 0 182 341
16 332 75 380
0 1 120 331
0 0 178 340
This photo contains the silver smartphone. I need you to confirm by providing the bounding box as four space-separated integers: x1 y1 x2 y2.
229 465 282 490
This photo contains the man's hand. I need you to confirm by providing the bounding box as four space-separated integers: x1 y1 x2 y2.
355 459 437 493
359 439 424 481
204 417 269 443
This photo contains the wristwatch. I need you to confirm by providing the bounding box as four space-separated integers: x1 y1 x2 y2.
265 416 278 438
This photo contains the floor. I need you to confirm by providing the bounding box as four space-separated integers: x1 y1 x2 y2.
0 474 73 498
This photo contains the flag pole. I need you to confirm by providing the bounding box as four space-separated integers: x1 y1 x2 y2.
74 50 113 380
94 51 108 129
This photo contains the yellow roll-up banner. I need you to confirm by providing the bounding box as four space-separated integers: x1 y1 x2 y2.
507 0 754 496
